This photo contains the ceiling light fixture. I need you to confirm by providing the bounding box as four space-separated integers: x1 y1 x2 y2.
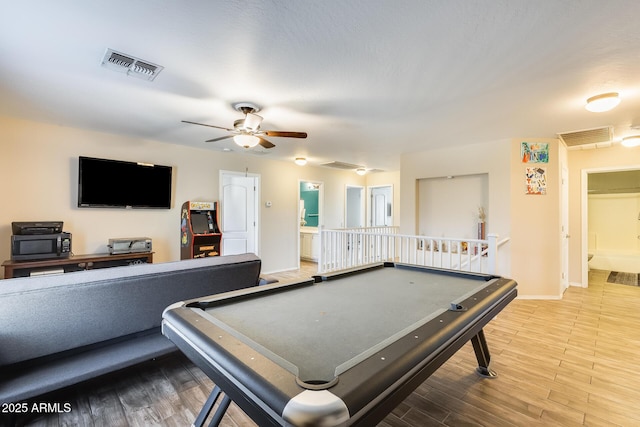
243 113 263 131
233 134 260 148
622 135 640 147
294 157 307 166
585 92 620 112
356 168 367 176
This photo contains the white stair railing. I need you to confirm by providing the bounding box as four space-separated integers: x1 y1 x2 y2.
318 227 502 275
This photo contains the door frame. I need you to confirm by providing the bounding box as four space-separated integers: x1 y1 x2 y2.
561 164 569 292
580 164 640 288
297 179 324 267
219 170 260 256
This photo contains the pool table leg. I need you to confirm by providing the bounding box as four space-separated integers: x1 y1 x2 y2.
193 385 232 427
471 329 498 378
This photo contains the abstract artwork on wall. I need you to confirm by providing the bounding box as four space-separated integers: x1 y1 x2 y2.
525 167 547 195
521 142 549 163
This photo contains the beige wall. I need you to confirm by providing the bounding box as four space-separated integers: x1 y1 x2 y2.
8 112 635 294
0 115 366 277
401 138 569 298
510 138 563 298
567 144 640 286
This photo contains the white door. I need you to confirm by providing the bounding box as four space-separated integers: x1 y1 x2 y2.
220 172 259 256
369 185 393 227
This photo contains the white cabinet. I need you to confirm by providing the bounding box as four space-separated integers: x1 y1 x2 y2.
300 231 319 261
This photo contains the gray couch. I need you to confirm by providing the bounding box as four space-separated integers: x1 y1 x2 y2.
0 253 262 407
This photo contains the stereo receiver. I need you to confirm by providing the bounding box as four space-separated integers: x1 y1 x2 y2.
108 237 152 255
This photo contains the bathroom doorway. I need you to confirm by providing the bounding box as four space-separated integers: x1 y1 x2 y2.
298 180 324 265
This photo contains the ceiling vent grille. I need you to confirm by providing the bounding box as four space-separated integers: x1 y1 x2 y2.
557 126 613 149
320 161 364 170
101 49 163 81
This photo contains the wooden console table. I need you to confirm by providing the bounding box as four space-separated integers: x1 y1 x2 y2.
2 252 154 279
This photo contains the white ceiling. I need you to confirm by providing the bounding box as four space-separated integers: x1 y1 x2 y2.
2 0 640 172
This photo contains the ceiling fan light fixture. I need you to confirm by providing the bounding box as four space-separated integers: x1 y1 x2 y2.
585 92 620 112
234 134 260 148
355 168 367 176
294 157 307 166
622 135 640 147
244 113 263 131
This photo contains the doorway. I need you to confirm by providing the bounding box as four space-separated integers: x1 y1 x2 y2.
581 166 640 286
219 170 260 256
345 185 365 228
298 180 324 265
368 185 393 227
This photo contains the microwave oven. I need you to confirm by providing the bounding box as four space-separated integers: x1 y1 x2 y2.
11 232 72 261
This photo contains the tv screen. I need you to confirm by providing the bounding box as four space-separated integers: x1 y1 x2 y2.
78 156 173 209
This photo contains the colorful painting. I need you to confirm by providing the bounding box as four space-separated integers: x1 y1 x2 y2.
521 142 549 163
525 167 547 195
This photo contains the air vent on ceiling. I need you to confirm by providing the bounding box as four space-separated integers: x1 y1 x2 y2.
320 161 365 170
320 161 384 173
557 126 613 149
101 48 163 81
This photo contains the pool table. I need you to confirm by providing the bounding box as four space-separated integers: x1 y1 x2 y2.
162 262 517 427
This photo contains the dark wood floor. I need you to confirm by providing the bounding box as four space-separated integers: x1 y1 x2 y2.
11 265 640 426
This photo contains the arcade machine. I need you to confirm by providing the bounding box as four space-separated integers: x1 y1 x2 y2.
180 201 222 259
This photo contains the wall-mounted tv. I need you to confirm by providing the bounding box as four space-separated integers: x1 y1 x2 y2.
78 156 173 209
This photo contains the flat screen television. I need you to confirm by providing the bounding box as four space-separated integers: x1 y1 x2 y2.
78 156 173 209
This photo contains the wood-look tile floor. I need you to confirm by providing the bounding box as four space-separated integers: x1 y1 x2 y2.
12 266 640 427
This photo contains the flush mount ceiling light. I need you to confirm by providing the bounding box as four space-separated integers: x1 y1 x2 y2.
585 92 620 112
355 168 367 176
622 135 640 147
233 134 260 148
294 157 307 166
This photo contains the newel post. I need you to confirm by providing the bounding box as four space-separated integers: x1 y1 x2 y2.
487 234 498 275
318 225 324 274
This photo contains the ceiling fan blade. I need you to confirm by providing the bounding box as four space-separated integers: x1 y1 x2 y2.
182 120 234 132
258 137 276 149
264 130 308 139
205 135 234 143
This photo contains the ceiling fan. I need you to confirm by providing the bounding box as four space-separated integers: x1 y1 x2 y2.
182 102 307 149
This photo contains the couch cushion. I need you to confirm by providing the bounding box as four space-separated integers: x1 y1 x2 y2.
0 329 175 404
